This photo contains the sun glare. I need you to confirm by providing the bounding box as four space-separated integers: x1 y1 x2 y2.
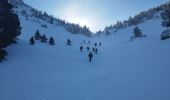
70 17 91 27
57 4 94 30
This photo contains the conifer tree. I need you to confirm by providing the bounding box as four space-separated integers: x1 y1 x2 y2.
49 37 55 45
29 36 35 45
34 30 41 40
133 26 143 37
161 3 170 28
40 34 48 43
0 49 8 61
67 39 72 45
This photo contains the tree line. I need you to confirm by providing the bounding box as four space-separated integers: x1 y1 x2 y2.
19 6 92 37
160 2 170 40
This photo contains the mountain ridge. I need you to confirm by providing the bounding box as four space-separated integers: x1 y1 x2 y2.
8 0 169 36
96 1 170 36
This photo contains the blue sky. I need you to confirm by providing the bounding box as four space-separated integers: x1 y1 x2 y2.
24 0 168 32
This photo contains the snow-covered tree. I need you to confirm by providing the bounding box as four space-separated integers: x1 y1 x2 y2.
161 3 170 28
115 21 123 29
67 39 72 45
29 36 35 45
133 26 143 37
43 12 48 18
49 15 54 24
0 48 8 61
160 29 170 40
66 24 92 37
81 25 91 37
40 34 48 43
49 37 55 45
96 30 102 35
34 30 41 40
104 27 111 36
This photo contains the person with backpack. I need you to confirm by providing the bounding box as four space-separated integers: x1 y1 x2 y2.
87 46 90 51
92 47 95 52
88 52 93 62
95 48 98 54
99 42 102 46
94 43 97 46
80 46 83 52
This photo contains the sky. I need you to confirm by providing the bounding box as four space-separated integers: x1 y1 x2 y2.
24 0 168 32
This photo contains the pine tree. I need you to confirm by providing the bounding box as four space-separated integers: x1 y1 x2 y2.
49 37 55 45
34 30 41 40
161 3 170 28
40 34 48 43
133 26 143 37
67 39 72 45
49 15 54 24
0 48 8 61
29 36 35 45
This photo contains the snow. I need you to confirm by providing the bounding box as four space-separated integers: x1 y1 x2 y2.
0 4 170 100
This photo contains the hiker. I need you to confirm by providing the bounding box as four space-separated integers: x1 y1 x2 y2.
94 43 97 46
92 47 95 52
80 46 83 52
95 48 98 54
99 42 102 46
88 52 93 62
88 41 90 44
87 46 90 51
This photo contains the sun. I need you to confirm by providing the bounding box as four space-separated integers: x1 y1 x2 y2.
54 4 101 32
70 17 91 27
57 4 92 27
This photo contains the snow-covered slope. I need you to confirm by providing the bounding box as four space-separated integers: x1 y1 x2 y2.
0 1 170 100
